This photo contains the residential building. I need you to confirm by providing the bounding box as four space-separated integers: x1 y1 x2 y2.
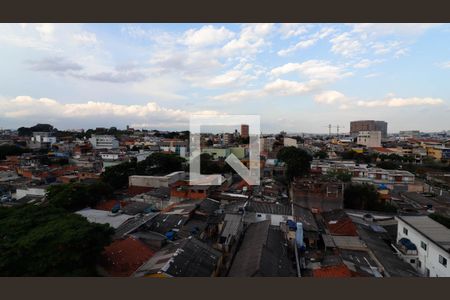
228 220 296 277
260 137 276 153
223 133 233 145
159 139 188 158
245 201 294 226
201 147 231 160
241 124 249 139
129 171 186 189
89 135 119 150
350 120 388 137
357 131 381 147
399 130 420 139
100 237 155 277
28 131 57 149
31 131 57 144
352 168 415 186
427 146 450 160
133 237 223 277
395 216 450 277
229 146 247 159
283 137 297 147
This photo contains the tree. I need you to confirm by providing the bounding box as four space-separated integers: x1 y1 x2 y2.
0 145 29 160
277 146 312 181
344 184 397 212
0 205 113 276
138 152 185 175
327 170 352 182
46 181 113 212
18 124 54 136
376 161 399 170
315 150 327 159
190 153 224 175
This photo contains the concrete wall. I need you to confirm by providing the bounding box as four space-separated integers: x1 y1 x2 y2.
283 137 298 147
357 131 381 147
16 187 46 200
129 172 185 188
396 218 450 277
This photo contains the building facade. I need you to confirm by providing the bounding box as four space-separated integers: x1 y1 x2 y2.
240 124 249 139
357 131 382 148
89 135 119 149
350 120 388 137
395 216 450 277
283 137 298 147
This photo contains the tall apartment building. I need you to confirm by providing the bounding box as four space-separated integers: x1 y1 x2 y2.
88 134 119 150
350 120 388 137
240 124 249 139
356 131 381 147
223 133 233 145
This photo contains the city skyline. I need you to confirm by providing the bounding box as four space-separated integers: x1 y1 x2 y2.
1 23 450 133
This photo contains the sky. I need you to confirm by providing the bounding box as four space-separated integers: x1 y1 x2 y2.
0 23 449 134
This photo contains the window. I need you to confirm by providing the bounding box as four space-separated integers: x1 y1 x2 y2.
417 260 422 268
403 227 408 235
421 241 427 251
439 255 447 267
410 259 415 264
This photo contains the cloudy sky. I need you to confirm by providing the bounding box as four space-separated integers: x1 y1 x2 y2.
0 23 449 133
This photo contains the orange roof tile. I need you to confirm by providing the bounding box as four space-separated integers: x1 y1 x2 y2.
313 264 353 278
101 237 154 277
95 200 128 211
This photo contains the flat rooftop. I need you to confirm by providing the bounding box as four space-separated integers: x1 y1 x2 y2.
397 216 450 252
75 208 134 229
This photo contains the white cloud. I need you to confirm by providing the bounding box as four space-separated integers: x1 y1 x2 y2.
352 23 439 37
357 97 445 107
0 96 220 126
364 72 381 78
278 37 318 56
438 61 450 69
278 27 335 56
183 25 235 48
314 90 347 104
211 89 263 102
312 91 446 110
221 23 274 57
353 58 383 69
330 32 364 57
270 60 351 81
278 24 309 39
73 31 98 45
205 69 255 88
35 24 55 42
212 78 321 102
263 79 318 96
